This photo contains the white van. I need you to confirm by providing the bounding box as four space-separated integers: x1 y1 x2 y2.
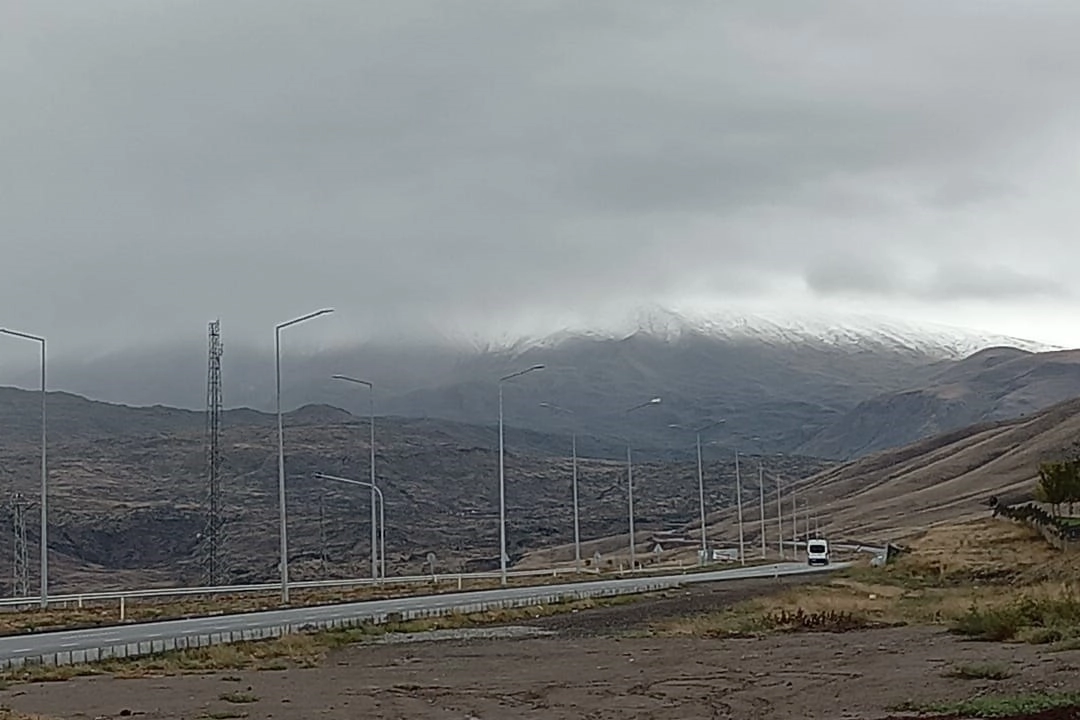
806 538 830 566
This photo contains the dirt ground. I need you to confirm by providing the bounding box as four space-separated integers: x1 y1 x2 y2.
5 578 1080 720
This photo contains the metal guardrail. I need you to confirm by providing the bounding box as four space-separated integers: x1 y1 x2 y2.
0 579 672 670
0 561 848 670
0 566 601 609
0 542 880 611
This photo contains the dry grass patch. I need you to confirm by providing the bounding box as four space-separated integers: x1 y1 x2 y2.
942 662 1014 680
0 709 55 720
660 518 1080 640
219 691 259 704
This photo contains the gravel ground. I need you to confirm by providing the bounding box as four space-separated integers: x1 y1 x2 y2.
6 577 1080 720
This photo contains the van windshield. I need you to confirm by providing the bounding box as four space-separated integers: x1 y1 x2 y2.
808 542 826 553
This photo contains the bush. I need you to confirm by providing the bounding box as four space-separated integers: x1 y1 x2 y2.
761 608 875 633
952 591 1080 642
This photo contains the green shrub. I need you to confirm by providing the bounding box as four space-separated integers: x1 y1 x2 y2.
952 591 1080 642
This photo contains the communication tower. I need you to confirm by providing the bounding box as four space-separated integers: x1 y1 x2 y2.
11 493 28 597
201 319 226 585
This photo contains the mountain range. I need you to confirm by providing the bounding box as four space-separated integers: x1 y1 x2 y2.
1 308 1080 591
1 307 1069 460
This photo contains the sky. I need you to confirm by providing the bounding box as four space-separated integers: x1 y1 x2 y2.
4 0 1080 367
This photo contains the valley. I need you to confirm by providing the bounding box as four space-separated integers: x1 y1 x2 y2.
1 316 1079 597
0 408 831 593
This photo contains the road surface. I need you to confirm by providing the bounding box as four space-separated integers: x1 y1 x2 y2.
0 560 846 665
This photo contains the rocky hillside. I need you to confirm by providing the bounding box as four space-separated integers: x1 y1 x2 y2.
0 408 831 594
799 348 1080 459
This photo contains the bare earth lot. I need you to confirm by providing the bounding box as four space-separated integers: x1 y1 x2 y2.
5 578 1080 720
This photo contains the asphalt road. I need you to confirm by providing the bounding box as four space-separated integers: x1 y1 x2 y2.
0 560 846 662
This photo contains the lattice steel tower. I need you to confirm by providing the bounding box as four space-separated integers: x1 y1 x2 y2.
201 319 226 586
11 493 29 597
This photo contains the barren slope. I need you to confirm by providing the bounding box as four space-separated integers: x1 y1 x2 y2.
703 396 1080 547
800 348 1080 459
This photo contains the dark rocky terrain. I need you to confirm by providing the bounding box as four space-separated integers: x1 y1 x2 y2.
0 404 831 594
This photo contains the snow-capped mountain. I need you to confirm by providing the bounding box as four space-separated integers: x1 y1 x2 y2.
506 304 1056 359
20 304 1072 462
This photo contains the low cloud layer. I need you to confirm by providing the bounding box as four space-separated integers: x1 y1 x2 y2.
3 1 1080 360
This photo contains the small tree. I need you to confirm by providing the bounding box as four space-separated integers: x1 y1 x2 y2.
1067 460 1080 517
1036 461 1075 517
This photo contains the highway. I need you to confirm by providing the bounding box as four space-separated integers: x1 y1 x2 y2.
0 560 845 667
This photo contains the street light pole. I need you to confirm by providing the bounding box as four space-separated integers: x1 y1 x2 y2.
624 397 661 572
759 462 766 559
539 402 581 573
498 364 545 586
734 450 745 566
776 476 785 560
626 444 635 571
696 432 706 565
313 473 385 578
275 308 334 605
791 488 798 557
668 420 726 567
0 328 47 608
332 375 379 581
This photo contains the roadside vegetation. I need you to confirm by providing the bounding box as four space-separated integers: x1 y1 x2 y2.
0 710 51 720
1 592 651 684
891 691 1080 718
658 518 1080 645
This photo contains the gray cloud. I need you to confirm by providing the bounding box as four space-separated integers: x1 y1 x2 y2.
3 0 1080 362
805 259 1061 302
923 264 1063 301
805 257 904 298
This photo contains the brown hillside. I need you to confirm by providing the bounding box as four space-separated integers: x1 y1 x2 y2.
799 348 1080 459
705 396 1080 546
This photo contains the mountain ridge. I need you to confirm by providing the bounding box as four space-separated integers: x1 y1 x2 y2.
498 305 1058 358
799 348 1080 459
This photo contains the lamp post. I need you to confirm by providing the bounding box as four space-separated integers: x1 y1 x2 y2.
734 450 745 566
539 402 581 573
313 473 385 578
668 420 726 566
791 487 798 557
498 364 545 586
624 397 662 572
775 475 785 560
0 328 47 608
758 462 766 559
275 308 334 604
799 498 809 548
331 375 379 581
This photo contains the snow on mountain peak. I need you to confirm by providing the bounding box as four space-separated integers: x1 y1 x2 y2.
509 304 1057 359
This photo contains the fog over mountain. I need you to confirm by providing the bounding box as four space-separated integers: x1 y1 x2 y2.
7 2 1080 469
5 2 1080 356
3 307 1071 460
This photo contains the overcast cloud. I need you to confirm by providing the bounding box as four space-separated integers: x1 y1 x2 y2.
4 0 1080 364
